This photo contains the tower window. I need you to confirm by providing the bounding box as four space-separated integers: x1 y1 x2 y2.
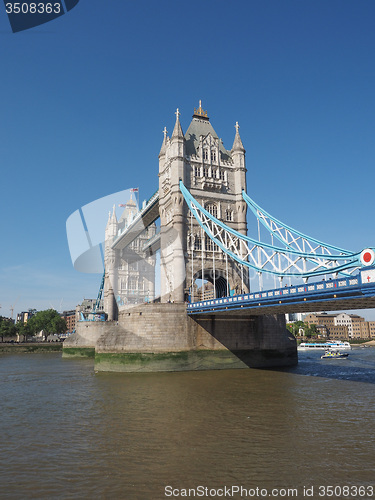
220 170 225 181
205 234 214 251
203 149 208 160
194 166 201 177
203 167 209 178
205 203 218 218
226 210 233 222
194 235 202 250
128 278 137 290
211 150 216 162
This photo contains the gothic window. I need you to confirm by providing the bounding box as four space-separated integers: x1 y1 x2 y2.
205 203 218 218
203 167 209 178
194 235 202 250
211 150 216 162
121 279 127 290
194 165 201 177
203 149 208 160
220 170 225 181
205 234 213 251
226 210 233 222
128 277 137 290
130 239 139 250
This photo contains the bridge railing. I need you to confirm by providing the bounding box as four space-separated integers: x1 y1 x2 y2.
187 269 375 314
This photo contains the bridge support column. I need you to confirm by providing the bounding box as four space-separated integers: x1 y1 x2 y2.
193 312 297 368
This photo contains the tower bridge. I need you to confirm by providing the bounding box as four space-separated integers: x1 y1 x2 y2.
64 102 375 372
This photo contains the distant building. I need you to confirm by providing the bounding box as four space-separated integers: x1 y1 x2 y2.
368 321 375 338
334 313 367 339
285 312 305 323
76 298 105 322
16 310 36 324
60 310 76 334
304 312 372 340
196 281 215 301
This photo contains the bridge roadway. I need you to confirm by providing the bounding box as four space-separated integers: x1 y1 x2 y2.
187 267 375 316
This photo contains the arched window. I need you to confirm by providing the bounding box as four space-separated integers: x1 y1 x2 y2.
205 203 218 218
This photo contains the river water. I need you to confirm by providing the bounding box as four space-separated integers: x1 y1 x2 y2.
0 348 374 500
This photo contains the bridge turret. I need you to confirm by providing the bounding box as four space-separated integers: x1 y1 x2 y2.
159 109 187 303
104 206 118 320
158 126 168 172
231 122 247 237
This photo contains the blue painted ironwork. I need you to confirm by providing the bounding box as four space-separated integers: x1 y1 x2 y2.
242 190 350 255
180 181 374 279
187 268 375 314
93 271 105 312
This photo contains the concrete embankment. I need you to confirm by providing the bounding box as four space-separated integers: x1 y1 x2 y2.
0 342 62 353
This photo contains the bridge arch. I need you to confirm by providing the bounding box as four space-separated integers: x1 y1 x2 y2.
189 269 229 301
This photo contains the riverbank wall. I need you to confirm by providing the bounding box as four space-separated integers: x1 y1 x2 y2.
63 303 297 372
0 342 62 353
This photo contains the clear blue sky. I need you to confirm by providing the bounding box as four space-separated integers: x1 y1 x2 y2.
1 0 375 319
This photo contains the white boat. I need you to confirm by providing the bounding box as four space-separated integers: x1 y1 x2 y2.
298 341 351 351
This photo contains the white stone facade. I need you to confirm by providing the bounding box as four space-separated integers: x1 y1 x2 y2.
158 102 248 303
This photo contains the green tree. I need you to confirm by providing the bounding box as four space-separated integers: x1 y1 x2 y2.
306 323 318 338
28 309 67 341
287 320 306 337
0 317 17 342
16 321 34 342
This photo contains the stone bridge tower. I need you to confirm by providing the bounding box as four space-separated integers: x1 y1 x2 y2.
158 102 249 303
104 197 157 320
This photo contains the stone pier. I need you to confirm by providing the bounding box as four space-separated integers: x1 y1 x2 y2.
63 303 297 372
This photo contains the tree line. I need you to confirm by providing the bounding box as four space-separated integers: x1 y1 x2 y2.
287 321 318 338
0 309 67 342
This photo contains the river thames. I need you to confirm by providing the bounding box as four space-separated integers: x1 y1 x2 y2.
0 348 374 500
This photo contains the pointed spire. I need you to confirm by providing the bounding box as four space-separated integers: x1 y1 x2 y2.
172 108 184 139
159 126 168 157
106 210 112 229
232 121 245 152
106 206 117 232
111 204 117 223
